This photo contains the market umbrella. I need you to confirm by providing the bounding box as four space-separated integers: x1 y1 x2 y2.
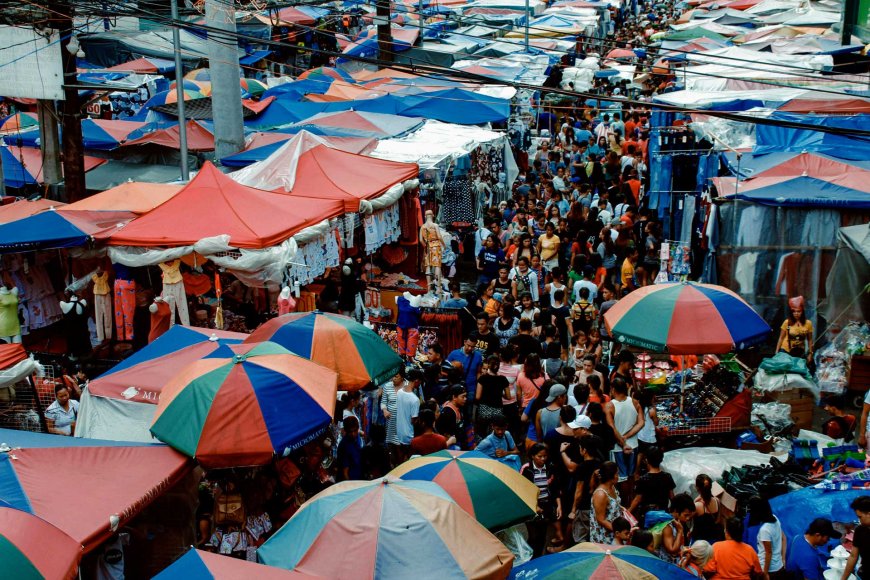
509 543 697 579
0 506 82 580
150 341 338 468
154 548 318 579
603 281 770 354
142 89 206 110
297 66 355 83
245 312 404 390
257 477 514 579
389 450 539 531
169 79 212 96
606 48 637 59
0 112 38 133
240 77 268 98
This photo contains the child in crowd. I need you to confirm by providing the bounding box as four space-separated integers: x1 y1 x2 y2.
612 516 632 546
521 443 562 556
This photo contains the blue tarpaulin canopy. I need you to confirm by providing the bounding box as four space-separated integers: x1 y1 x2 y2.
755 112 870 160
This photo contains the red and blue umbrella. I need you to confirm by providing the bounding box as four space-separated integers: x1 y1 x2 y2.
257 477 514 579
603 281 771 354
150 341 338 468
0 112 38 134
245 312 403 391
0 507 82 580
297 66 355 83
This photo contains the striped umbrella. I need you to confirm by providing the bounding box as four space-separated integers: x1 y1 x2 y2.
240 78 268 98
389 450 539 531
0 112 38 134
297 66 355 83
0 506 82 580
169 79 212 96
603 281 771 354
245 312 403 391
510 543 697 579
142 89 206 109
257 477 514 579
150 341 338 468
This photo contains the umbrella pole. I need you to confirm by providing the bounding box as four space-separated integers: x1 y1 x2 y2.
680 355 686 413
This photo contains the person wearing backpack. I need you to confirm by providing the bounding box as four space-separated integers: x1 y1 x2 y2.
570 286 598 335
510 257 540 303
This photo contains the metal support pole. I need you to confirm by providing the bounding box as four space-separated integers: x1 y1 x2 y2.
37 100 62 186
170 0 189 181
418 0 423 44
524 0 530 52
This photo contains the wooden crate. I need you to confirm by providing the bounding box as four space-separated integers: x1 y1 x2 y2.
762 389 816 430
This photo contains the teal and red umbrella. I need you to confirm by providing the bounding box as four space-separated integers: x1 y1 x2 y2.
154 548 315 579
603 281 771 354
389 450 539 531
510 543 697 579
257 477 514 579
150 341 338 468
142 88 206 110
0 112 38 134
245 312 403 390
240 78 268 98
0 506 82 580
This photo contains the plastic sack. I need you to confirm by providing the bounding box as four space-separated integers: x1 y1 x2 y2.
753 368 820 401
751 402 793 436
496 524 533 566
661 447 785 495
760 352 810 378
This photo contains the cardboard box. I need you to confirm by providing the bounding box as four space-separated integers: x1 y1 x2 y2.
712 480 738 517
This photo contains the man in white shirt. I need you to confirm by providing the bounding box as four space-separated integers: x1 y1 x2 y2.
572 268 598 303
395 369 422 461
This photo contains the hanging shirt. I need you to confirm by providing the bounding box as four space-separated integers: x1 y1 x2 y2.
159 260 183 284
91 272 110 296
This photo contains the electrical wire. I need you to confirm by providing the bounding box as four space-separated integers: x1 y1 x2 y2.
21 0 870 137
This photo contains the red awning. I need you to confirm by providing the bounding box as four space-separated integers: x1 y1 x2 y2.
0 343 26 369
123 120 214 152
103 162 345 249
0 198 65 225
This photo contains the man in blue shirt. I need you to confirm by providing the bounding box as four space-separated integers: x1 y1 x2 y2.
786 518 840 580
446 337 484 398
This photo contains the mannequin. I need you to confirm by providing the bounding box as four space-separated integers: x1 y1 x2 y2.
60 295 92 359
159 259 190 326
418 210 444 293
91 266 113 343
396 291 422 360
148 297 171 343
277 286 296 316
0 286 21 344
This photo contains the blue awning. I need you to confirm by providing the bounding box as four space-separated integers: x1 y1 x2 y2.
239 50 272 65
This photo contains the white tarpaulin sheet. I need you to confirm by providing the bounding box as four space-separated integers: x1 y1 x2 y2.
662 446 786 495
75 389 160 443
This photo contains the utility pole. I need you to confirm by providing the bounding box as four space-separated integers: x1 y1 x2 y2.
377 0 393 63
418 0 423 45
205 0 245 161
205 0 245 160
170 0 189 180
37 100 62 186
57 0 87 201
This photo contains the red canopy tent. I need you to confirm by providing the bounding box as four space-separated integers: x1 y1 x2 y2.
103 57 170 73
122 120 215 152
102 162 345 249
0 428 192 553
244 131 377 155
231 131 419 212
0 198 64 225
778 97 870 114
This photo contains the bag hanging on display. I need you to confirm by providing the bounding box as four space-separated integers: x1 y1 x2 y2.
214 491 245 527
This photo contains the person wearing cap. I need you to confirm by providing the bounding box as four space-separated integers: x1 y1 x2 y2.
536 384 568 443
785 518 840 580
775 295 814 363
